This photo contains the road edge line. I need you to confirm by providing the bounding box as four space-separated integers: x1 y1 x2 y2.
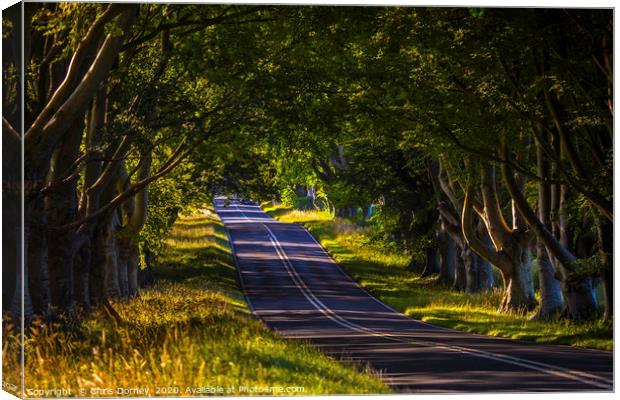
263 222 613 390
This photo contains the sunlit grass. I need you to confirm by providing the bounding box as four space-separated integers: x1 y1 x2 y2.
263 203 612 351
2 206 390 397
273 209 333 224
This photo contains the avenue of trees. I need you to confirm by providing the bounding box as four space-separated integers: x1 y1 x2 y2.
3 4 612 326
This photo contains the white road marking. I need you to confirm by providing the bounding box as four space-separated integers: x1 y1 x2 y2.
295 225 615 386
229 202 612 390
262 225 612 390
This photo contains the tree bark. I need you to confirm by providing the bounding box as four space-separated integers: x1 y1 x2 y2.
501 143 598 320
453 249 468 291
596 216 612 321
420 241 440 277
475 253 495 291
26 202 51 315
437 219 456 285
45 118 84 312
461 169 537 313
531 138 564 320
434 160 493 293
127 243 140 296
89 216 112 305
461 247 480 293
475 222 496 291
499 249 536 313
138 245 155 288
116 236 130 298
11 227 34 324
26 7 138 159
115 152 152 298
532 245 564 320
105 212 122 298
86 164 128 305
3 5 24 320
2 199 19 310
74 242 92 310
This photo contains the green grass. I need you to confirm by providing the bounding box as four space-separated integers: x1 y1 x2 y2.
2 207 390 396
262 203 613 352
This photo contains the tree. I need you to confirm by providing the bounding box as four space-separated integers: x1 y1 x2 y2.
3 5 611 326
4 3 266 320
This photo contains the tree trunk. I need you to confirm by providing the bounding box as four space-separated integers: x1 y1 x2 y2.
434 160 489 293
437 221 456 285
116 153 151 298
475 254 495 290
127 243 140 296
461 169 537 313
46 229 76 311
420 242 440 277
105 221 121 298
499 248 537 313
531 245 564 320
74 244 91 310
46 119 84 312
561 277 598 320
116 237 131 298
26 202 51 316
453 249 468 291
2 162 21 313
89 216 113 305
501 144 599 320
596 217 613 321
2 206 19 310
530 140 565 320
461 247 481 293
12 227 34 324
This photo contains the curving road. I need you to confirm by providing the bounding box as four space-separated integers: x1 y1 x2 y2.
215 197 613 393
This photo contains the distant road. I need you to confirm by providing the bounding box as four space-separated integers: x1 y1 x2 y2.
215 198 613 393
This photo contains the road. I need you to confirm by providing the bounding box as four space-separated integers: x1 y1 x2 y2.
215 198 613 393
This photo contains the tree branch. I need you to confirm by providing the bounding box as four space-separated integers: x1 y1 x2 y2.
462 181 510 272
3 116 21 143
501 140 577 273
55 139 190 233
479 163 512 251
86 135 132 200
25 4 129 141
26 7 138 160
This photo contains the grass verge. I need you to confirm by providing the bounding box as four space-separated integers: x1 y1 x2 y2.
262 203 612 352
2 207 390 396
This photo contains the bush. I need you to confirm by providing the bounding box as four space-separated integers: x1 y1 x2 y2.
280 186 298 208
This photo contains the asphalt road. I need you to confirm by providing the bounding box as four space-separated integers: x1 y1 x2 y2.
215 198 613 393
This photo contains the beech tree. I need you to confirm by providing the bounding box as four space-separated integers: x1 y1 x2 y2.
249 7 611 319
3 3 263 321
2 5 611 326
334 7 610 319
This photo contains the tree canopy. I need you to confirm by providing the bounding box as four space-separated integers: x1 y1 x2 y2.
2 4 613 325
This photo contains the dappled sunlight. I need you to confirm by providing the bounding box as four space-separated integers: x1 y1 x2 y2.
165 238 232 253
404 304 613 351
163 215 231 254
174 215 220 225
